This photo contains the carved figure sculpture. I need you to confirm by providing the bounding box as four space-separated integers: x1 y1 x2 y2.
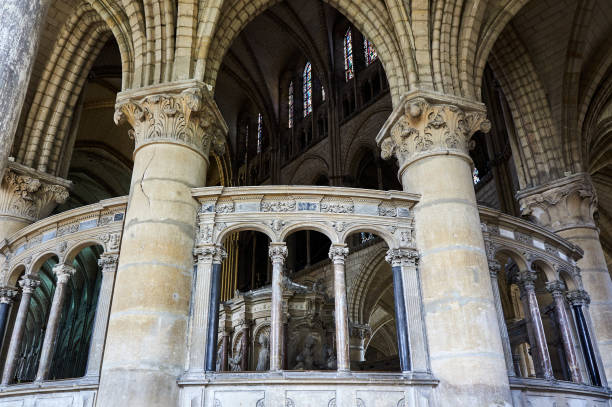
228 337 244 371
256 334 269 371
294 334 316 370
215 344 223 372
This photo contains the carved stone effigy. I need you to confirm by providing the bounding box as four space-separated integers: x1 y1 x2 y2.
218 284 334 371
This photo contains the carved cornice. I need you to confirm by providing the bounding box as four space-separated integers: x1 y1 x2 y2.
114 80 228 158
376 90 490 173
269 244 288 263
385 248 419 267
52 264 76 284
328 245 349 264
0 163 70 222
516 173 598 232
0 286 18 304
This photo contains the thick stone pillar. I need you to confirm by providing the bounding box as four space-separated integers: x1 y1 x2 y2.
0 287 18 352
268 243 287 372
1 274 39 385
546 281 584 383
35 264 75 381
567 290 603 386
83 253 118 381
514 270 554 380
489 260 516 377
0 0 52 176
97 81 227 407
329 244 350 373
518 173 612 385
377 90 511 404
0 163 69 241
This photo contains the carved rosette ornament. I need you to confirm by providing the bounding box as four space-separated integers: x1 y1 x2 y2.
376 90 490 170
516 172 598 232
0 163 70 222
385 248 419 267
114 81 228 158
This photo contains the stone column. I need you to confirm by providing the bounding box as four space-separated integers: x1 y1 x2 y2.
0 163 69 241
545 281 584 383
518 173 612 385
0 0 52 177
269 243 287 372
35 263 75 381
1 274 39 385
97 81 227 407
376 90 511 404
241 325 249 371
0 287 18 352
566 290 602 386
204 247 226 372
329 244 350 373
514 270 554 380
83 253 118 381
489 260 516 377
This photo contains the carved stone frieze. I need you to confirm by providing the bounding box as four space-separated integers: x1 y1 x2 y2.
0 164 70 222
261 200 296 212
320 202 353 214
114 81 227 157
376 90 490 168
517 172 598 232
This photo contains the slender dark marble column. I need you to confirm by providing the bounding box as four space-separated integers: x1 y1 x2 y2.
514 270 553 380
0 287 18 352
489 261 516 377
567 290 601 386
1 275 40 385
205 249 226 372
546 281 583 383
385 249 411 372
0 0 52 176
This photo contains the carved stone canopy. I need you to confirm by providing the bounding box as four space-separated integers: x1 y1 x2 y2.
376 90 490 172
114 80 228 159
516 172 598 232
0 161 70 223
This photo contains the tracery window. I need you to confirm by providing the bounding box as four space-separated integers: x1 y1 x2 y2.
343 28 354 81
288 81 294 128
303 62 312 116
363 37 378 65
257 113 263 153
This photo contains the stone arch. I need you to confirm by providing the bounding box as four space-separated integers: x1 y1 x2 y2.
6 264 26 287
493 246 528 271
64 239 108 264
347 247 389 325
530 258 557 283
281 223 338 245
340 226 396 250
197 0 411 106
343 108 391 172
216 224 275 245
288 154 330 186
558 268 579 291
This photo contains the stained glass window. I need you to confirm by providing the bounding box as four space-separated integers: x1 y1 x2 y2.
303 62 312 116
344 28 354 81
473 168 480 185
288 81 294 128
364 37 378 65
321 86 326 102
257 113 263 153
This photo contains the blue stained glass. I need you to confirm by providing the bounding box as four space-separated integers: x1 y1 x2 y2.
344 28 354 81
257 113 263 153
303 62 312 116
363 37 378 65
473 168 480 184
289 81 294 128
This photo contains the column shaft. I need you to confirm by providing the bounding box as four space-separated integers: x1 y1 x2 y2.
0 0 52 175
490 263 516 377
1 275 39 385
205 263 222 372
567 290 602 386
0 287 17 352
269 243 287 371
329 245 350 372
36 264 74 381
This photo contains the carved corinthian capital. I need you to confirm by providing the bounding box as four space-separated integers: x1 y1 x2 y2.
0 162 70 223
114 80 228 158
376 90 490 170
516 173 597 232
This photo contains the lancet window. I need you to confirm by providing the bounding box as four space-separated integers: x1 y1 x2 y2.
303 62 312 116
363 38 378 65
344 28 354 81
288 81 294 128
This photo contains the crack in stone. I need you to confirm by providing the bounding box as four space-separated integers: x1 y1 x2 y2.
139 150 155 208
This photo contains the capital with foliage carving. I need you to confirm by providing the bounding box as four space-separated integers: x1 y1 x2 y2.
0 162 70 222
385 248 419 267
545 280 566 299
376 90 490 171
98 253 119 273
18 274 40 294
566 290 590 307
269 243 288 264
114 80 228 158
488 260 502 278
329 245 349 264
513 270 538 291
516 173 598 232
194 245 227 264
0 287 18 304
52 264 76 284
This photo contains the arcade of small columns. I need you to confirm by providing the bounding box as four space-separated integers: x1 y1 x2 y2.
0 81 609 405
